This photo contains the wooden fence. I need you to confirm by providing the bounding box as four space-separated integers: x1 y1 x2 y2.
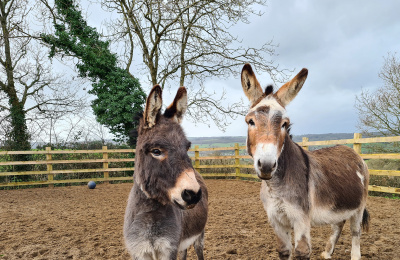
0 146 135 187
0 133 400 194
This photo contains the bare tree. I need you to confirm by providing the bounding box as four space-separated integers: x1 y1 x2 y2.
101 0 288 130
355 53 400 136
0 0 86 151
32 109 113 148
0 108 11 147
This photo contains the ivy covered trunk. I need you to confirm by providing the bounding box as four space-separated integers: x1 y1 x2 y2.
41 0 146 144
7 96 32 181
2 9 32 180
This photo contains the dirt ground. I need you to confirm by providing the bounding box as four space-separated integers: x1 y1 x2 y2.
1 179 399 260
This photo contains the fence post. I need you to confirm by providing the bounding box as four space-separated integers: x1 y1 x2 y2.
46 147 53 188
103 146 109 184
301 137 309 151
194 145 200 173
354 133 362 154
235 143 240 179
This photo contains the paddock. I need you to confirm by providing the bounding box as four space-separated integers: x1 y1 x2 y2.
1 180 399 259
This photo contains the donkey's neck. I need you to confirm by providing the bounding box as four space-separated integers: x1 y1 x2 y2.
132 181 165 212
266 134 310 211
275 134 310 182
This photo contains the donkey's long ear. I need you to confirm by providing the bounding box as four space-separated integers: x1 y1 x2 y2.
143 85 163 128
164 87 187 124
241 63 263 105
275 68 308 107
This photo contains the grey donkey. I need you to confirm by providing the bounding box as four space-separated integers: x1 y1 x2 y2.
124 85 208 260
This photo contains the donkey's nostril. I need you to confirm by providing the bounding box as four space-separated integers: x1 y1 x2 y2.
183 189 193 199
258 159 261 168
273 161 277 168
182 189 202 206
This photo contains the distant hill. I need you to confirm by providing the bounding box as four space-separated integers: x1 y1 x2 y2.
188 136 247 145
188 133 357 147
290 133 355 142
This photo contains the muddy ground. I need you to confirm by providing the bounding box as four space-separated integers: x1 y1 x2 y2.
1 180 399 259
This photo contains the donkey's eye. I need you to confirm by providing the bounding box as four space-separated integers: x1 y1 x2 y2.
248 119 255 126
282 122 288 129
151 149 162 156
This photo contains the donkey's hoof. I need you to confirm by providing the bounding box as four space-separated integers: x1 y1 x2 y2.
278 250 291 260
320 251 331 259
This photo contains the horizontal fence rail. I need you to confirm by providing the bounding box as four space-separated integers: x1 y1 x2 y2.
0 146 135 187
0 134 400 194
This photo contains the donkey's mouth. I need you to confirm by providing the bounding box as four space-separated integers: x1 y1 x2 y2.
187 204 196 209
258 173 272 180
174 200 186 209
174 200 196 210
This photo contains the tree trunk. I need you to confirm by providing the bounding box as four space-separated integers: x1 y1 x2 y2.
8 96 31 151
7 95 32 181
1 3 31 180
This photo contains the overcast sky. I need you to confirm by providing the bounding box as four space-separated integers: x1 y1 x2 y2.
85 0 400 138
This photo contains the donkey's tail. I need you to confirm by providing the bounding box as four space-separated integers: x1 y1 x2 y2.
362 208 370 232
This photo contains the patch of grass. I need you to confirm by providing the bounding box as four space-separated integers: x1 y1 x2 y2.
385 194 400 200
369 191 400 199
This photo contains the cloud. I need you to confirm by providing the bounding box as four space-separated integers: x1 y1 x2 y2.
183 0 400 137
78 0 400 138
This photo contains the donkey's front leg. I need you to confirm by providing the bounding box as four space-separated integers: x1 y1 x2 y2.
293 219 311 260
158 249 178 260
179 249 187 260
193 231 205 260
272 223 292 260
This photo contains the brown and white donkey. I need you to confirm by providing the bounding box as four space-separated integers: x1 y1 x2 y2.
240 64 369 260
124 85 208 260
